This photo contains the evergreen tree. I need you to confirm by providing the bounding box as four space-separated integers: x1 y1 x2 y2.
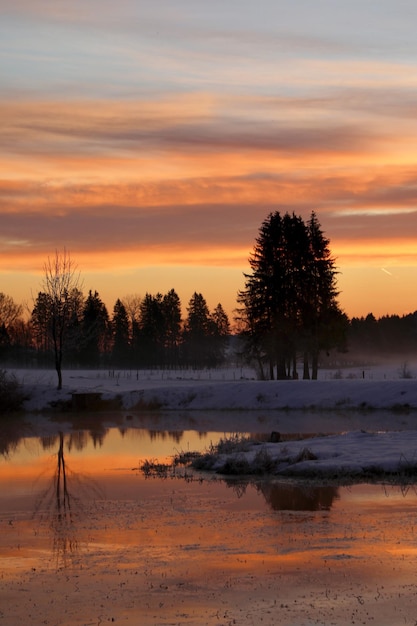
237 212 308 378
80 290 110 367
111 299 130 366
136 293 164 367
301 212 346 378
162 289 182 367
31 292 54 358
183 293 211 367
347 312 417 358
210 303 230 366
238 211 343 379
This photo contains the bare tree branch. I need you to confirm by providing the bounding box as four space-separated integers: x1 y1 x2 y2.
41 249 83 390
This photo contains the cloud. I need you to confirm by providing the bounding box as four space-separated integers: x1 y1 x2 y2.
4 81 417 174
0 1 355 57
1 97 380 159
2 91 417 279
2 167 417 274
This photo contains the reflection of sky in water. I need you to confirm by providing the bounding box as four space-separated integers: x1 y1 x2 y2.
0 427 238 478
0 428 253 514
2 425 417 624
2 426 417 513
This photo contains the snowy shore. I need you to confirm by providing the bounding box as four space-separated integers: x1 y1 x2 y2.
15 366 417 413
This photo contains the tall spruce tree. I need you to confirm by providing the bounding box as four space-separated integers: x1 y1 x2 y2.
238 211 344 379
111 299 130 366
302 212 346 378
80 290 110 367
162 289 182 367
210 303 230 366
31 292 54 358
182 292 212 368
136 293 164 367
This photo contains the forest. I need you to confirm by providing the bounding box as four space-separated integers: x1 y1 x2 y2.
0 280 416 374
0 288 230 371
0 212 416 378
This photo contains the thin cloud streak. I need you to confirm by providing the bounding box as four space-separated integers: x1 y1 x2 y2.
0 98 383 157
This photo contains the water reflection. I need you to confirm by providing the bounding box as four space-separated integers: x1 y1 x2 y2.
216 477 339 511
32 432 102 566
38 427 113 453
2 419 417 525
257 480 339 511
0 415 30 456
0 420 211 458
4 415 417 626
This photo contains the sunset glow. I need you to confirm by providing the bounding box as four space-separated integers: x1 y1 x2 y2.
2 1 417 318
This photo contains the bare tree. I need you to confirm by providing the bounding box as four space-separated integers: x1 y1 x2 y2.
122 293 142 355
0 293 23 329
122 294 142 331
42 250 83 390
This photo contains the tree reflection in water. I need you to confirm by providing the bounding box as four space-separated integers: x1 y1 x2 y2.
0 416 29 457
225 479 339 511
33 431 102 567
258 480 339 511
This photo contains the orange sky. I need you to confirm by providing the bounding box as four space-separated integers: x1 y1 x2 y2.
2 2 417 319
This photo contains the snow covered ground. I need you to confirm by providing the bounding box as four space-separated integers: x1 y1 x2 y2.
14 362 417 413
191 430 417 480
11 363 417 480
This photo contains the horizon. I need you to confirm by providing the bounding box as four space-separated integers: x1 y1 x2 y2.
6 258 417 324
2 1 417 320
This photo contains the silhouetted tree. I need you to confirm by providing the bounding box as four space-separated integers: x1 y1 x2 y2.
39 250 83 389
136 293 164 367
111 299 130 366
161 289 182 367
0 293 22 330
65 288 85 367
238 211 343 379
31 292 53 358
237 213 306 378
0 294 27 364
80 290 110 367
210 303 230 366
347 311 417 358
182 292 210 367
121 294 141 345
301 212 346 378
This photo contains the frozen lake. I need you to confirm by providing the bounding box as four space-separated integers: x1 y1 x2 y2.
2 414 417 625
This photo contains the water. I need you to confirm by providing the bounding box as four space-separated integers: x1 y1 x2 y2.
2 415 417 625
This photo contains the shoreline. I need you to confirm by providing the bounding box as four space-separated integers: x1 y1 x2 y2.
14 367 417 414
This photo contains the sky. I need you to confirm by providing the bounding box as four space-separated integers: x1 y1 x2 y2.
2 0 417 321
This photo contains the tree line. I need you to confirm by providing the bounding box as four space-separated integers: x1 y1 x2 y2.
1 211 415 387
348 312 417 359
1 278 231 386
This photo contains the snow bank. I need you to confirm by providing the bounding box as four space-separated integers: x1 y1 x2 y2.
195 430 417 479
16 367 417 413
